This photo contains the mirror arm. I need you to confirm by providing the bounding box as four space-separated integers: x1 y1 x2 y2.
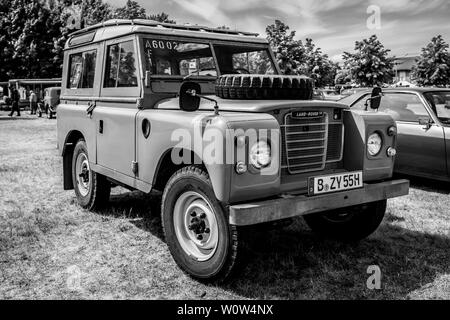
187 90 220 115
364 94 383 111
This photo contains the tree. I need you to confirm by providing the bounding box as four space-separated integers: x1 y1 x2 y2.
113 0 146 19
52 0 112 75
412 35 450 87
300 38 338 87
265 20 305 75
149 12 175 24
335 68 352 85
0 0 64 79
343 35 394 86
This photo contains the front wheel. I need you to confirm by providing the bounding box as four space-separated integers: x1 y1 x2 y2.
72 139 110 210
162 166 243 283
304 200 387 242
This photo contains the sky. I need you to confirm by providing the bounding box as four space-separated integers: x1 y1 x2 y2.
106 0 450 61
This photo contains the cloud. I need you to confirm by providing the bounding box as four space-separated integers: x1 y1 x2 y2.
105 0 450 60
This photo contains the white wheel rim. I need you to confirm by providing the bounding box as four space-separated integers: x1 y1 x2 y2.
173 191 219 262
75 152 91 197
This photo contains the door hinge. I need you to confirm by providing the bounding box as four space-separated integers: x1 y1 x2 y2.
132 161 139 175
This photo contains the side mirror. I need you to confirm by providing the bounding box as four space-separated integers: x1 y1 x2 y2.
369 87 382 110
179 82 201 112
418 117 433 129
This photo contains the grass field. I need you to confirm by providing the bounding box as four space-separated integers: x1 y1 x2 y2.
0 112 449 300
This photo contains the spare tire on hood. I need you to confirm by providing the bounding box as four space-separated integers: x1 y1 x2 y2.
215 74 314 100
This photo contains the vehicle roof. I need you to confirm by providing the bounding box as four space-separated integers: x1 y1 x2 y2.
66 19 268 49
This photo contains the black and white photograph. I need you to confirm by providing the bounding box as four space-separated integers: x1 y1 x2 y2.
0 0 449 309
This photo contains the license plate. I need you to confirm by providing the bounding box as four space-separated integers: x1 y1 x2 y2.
309 171 363 195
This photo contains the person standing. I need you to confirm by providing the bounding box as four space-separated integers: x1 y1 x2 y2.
8 85 20 117
29 90 37 115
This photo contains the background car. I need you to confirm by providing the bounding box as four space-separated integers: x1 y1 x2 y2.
340 87 371 98
318 89 343 101
43 87 61 119
0 96 11 111
312 89 325 100
341 88 450 182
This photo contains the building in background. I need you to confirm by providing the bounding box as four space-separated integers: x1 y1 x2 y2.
393 54 419 84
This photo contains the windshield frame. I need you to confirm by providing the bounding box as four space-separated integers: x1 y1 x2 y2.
138 34 280 80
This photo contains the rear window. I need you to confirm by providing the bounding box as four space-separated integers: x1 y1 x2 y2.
67 50 97 89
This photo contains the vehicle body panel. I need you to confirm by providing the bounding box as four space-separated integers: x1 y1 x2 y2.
341 88 450 181
58 20 409 226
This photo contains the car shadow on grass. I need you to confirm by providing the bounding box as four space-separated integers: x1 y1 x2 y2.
395 173 450 195
98 190 450 300
97 190 165 240
223 219 450 299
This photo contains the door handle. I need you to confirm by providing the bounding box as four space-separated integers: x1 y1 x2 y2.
86 101 96 117
99 120 103 134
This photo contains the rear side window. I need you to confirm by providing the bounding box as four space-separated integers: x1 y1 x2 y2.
104 40 138 88
68 50 97 89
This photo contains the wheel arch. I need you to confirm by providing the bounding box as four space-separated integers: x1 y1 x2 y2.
62 130 85 190
152 147 230 203
152 147 205 192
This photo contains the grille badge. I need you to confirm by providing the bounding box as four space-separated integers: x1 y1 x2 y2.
291 111 324 118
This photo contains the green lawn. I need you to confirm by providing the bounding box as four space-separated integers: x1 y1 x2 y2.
0 112 449 299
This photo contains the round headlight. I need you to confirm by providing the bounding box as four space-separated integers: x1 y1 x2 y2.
367 133 382 156
249 140 271 169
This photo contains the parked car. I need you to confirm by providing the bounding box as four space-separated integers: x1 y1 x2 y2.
319 89 343 101
341 88 450 182
58 19 409 282
340 87 371 98
0 96 11 111
312 89 325 100
43 87 61 119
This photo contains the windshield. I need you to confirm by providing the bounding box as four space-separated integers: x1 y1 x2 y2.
212 44 276 75
423 91 450 124
143 38 277 77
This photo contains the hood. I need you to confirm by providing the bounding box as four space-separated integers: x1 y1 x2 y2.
156 96 349 113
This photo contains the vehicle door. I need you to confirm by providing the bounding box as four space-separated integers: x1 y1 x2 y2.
351 92 446 177
423 91 450 179
64 43 102 163
95 35 141 178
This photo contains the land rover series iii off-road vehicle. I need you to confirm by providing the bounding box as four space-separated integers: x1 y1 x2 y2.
57 19 409 282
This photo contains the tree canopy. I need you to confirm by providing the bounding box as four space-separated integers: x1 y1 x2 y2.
342 35 394 86
0 0 175 81
265 20 337 86
412 35 450 87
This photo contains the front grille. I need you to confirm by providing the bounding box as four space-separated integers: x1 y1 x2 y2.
281 111 343 174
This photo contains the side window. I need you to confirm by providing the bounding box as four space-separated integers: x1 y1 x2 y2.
379 93 429 122
353 93 429 122
67 50 97 89
104 40 138 88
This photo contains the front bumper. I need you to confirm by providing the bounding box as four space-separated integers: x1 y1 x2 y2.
229 179 409 226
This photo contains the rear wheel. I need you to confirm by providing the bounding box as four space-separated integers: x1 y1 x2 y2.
304 200 387 242
72 139 110 210
162 166 243 283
